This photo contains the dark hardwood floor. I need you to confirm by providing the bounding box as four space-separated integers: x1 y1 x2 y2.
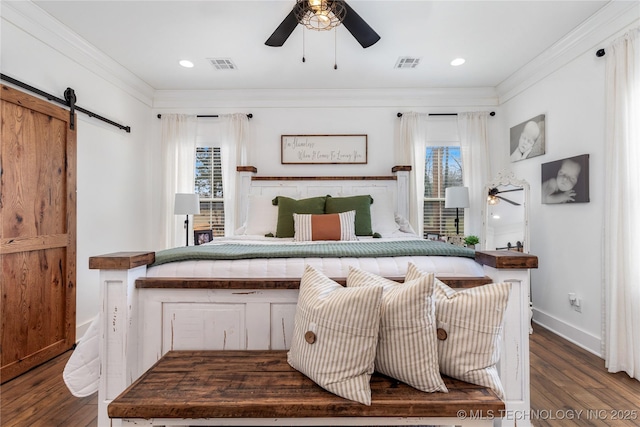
1 324 638 427
0 348 97 427
529 325 640 427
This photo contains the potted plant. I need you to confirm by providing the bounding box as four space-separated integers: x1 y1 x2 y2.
463 235 480 249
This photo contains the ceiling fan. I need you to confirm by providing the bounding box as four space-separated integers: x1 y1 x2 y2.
265 0 381 48
488 187 523 206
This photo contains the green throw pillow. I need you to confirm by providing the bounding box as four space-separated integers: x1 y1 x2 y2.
325 195 373 236
273 196 327 238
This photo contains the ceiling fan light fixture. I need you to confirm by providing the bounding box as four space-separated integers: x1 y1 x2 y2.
295 0 346 31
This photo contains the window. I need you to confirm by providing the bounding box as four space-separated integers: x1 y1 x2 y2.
424 146 464 237
194 147 225 237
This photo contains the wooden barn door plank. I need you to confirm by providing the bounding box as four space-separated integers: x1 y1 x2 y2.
1 84 76 383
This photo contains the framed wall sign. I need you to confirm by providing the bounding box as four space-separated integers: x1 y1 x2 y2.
281 134 368 164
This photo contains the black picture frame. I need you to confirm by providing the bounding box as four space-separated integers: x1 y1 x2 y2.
194 229 213 245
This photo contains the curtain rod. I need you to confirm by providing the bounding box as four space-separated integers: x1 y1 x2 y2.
156 114 253 119
397 112 496 118
1 73 131 133
596 48 605 57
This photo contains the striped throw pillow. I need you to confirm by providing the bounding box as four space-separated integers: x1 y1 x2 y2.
434 279 511 400
293 210 357 242
347 264 447 393
287 265 383 405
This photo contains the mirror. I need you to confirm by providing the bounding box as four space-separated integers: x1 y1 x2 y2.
482 170 530 253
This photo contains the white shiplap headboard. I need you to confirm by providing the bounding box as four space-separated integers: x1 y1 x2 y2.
236 168 410 231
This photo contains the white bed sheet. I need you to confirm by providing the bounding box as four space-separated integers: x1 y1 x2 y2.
146 233 484 278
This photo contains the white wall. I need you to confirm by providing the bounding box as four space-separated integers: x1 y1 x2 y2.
496 17 639 355
1 4 155 335
151 92 500 241
4 0 637 357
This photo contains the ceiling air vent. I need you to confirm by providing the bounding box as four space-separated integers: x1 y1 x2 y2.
395 57 421 69
208 58 237 70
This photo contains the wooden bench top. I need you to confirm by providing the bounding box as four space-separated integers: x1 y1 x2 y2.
108 350 504 420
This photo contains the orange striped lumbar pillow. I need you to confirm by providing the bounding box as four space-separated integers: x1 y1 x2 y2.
293 210 357 242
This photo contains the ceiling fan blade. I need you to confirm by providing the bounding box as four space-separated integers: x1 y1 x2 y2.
265 9 299 47
496 188 523 194
497 195 521 206
338 1 380 48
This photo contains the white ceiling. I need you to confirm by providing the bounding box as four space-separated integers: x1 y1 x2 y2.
32 0 611 91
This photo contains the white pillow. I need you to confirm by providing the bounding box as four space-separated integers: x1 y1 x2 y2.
347 264 447 393
394 213 416 235
293 210 357 242
287 265 383 405
370 192 400 236
433 279 511 400
244 195 278 236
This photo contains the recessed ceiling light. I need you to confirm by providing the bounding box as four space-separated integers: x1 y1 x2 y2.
450 58 466 66
179 60 194 68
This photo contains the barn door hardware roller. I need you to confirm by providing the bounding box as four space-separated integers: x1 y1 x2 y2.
64 88 76 130
1 73 131 133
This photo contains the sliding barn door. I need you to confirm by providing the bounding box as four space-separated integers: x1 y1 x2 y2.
1 84 77 383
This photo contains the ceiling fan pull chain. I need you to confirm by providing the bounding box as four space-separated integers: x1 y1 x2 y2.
302 29 306 63
334 28 338 70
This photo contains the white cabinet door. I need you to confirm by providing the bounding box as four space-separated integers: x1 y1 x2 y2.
162 303 246 352
270 303 297 350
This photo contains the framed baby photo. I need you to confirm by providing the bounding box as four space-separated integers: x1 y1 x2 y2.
510 114 546 162
541 154 590 204
194 229 213 245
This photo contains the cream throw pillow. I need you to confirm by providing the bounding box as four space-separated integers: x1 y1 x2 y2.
433 279 511 400
287 265 383 405
346 263 447 393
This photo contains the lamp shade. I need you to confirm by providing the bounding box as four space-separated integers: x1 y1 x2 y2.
174 193 201 215
444 187 469 208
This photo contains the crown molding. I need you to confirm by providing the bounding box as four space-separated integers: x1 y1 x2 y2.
7 0 634 110
497 1 640 103
153 87 499 109
2 1 155 106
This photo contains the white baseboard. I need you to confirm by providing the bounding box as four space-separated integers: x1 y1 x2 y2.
532 308 602 357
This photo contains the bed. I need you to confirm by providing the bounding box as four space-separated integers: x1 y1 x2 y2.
89 169 537 427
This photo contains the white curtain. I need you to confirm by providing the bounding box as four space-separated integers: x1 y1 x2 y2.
603 27 640 380
398 112 427 236
219 113 251 235
458 112 491 237
160 114 198 248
